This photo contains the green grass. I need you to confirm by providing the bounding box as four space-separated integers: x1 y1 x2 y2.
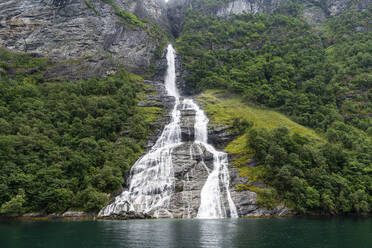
198 89 322 161
199 90 323 140
198 89 323 161
198 89 324 209
0 48 50 70
137 106 163 124
136 81 165 128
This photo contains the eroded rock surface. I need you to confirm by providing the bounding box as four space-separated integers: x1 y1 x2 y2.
167 142 214 218
216 0 282 17
166 0 371 30
0 0 167 78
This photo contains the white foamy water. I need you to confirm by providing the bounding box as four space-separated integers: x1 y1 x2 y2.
99 44 237 218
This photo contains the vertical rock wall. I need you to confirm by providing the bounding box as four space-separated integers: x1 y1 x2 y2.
0 0 168 77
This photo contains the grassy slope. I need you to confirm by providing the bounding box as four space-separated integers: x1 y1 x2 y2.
198 89 323 208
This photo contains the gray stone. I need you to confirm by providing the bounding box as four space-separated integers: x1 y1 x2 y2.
216 0 282 17
180 109 196 142
0 0 167 79
302 5 327 26
22 212 44 218
166 0 371 30
168 142 215 218
62 211 88 217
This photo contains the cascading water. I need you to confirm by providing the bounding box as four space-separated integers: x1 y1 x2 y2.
99 44 238 219
99 44 181 217
182 99 238 218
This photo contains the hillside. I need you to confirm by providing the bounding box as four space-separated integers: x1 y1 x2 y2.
177 1 372 214
0 0 371 216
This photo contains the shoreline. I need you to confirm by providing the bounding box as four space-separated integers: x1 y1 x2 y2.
1 213 371 221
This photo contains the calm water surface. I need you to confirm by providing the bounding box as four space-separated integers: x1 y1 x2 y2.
0 217 371 248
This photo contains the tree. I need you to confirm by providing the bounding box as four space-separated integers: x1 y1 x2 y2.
0 189 26 215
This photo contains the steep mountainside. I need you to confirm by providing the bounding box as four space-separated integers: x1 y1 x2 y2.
0 0 168 79
167 0 371 34
0 0 370 217
176 1 371 214
0 0 173 216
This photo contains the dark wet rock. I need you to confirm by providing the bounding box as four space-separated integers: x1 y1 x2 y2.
231 190 292 216
167 0 190 37
140 53 176 151
168 142 214 218
180 109 196 142
208 123 238 150
250 182 266 188
109 210 151 220
229 167 249 186
174 52 188 95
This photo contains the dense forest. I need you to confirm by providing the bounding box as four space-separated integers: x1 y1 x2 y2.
0 49 162 214
177 4 372 214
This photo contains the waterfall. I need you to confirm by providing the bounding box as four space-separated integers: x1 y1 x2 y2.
98 44 237 219
98 44 181 217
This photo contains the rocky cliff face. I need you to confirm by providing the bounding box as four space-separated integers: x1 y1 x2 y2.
215 0 282 17
213 0 371 18
0 0 168 79
116 0 170 29
300 0 371 26
167 0 371 33
1 0 369 76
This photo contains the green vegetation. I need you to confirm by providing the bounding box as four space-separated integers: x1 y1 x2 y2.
183 5 372 214
114 8 147 29
85 0 99 16
177 8 371 132
199 90 323 210
0 0 370 216
191 0 235 11
200 90 372 214
199 90 322 140
247 125 372 214
100 0 146 29
0 49 163 214
99 0 169 62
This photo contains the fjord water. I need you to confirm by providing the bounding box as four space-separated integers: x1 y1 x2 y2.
1 218 372 248
99 44 237 218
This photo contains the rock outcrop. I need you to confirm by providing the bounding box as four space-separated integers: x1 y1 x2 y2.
0 0 168 79
166 0 371 32
117 0 170 30
167 142 214 218
216 0 282 17
166 0 191 36
229 167 291 217
1 0 369 79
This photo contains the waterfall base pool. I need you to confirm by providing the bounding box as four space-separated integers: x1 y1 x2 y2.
1 217 371 248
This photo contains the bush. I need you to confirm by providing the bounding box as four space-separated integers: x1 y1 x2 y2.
76 187 108 213
0 189 26 215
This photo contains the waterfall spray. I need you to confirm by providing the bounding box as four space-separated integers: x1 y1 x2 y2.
99 44 237 218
